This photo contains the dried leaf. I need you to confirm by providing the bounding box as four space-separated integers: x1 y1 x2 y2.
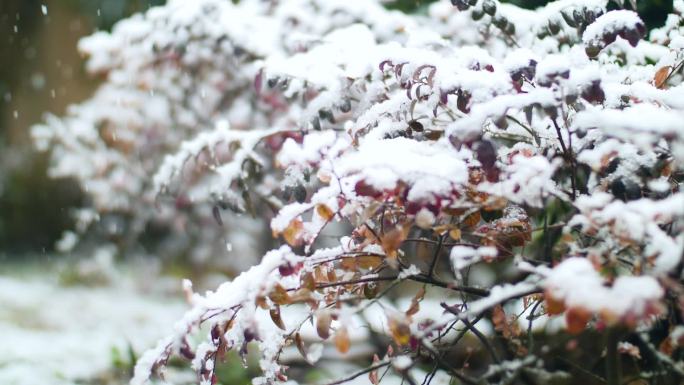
300 272 316 291
316 310 332 340
388 315 411 346
462 211 481 229
316 204 335 221
381 224 410 258
290 288 313 303
268 283 291 305
405 287 426 317
492 304 521 339
364 283 379 299
544 291 565 315
295 332 308 360
357 255 383 269
282 219 303 246
334 325 350 353
339 258 358 271
449 228 462 240
255 295 269 309
565 307 591 335
270 306 286 330
654 66 671 89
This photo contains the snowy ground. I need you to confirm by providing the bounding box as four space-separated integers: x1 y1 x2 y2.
0 264 187 385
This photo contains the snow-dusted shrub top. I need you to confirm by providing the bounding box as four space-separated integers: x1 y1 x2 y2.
33 0 684 384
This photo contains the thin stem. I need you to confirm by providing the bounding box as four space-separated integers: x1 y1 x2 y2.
428 234 445 278
314 274 490 297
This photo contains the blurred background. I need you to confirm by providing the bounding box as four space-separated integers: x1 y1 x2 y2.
0 0 671 257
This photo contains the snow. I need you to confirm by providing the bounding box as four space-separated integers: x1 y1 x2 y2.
543 257 663 322
335 137 468 201
582 10 643 46
0 271 185 385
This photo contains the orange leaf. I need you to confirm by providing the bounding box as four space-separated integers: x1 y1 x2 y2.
357 255 383 269
334 325 350 353
282 219 303 246
544 291 565 316
339 258 358 271
654 66 671 89
462 211 481 229
448 228 462 241
565 307 591 335
316 204 335 221
388 315 411 346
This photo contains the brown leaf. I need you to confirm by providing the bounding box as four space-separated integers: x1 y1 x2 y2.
300 272 316 291
290 288 313 303
654 66 672 89
492 304 521 339
334 325 351 354
268 283 291 305
255 296 269 310
339 258 358 271
462 211 481 229
316 310 332 340
405 287 426 317
357 255 383 269
364 283 379 299
381 224 410 258
270 306 286 330
294 332 308 361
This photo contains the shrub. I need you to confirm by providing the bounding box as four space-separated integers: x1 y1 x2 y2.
35 0 684 384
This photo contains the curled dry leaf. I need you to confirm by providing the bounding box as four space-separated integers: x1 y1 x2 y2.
316 309 332 339
405 287 426 317
269 306 286 330
295 333 309 362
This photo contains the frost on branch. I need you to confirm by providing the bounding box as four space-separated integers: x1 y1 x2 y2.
34 0 684 384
